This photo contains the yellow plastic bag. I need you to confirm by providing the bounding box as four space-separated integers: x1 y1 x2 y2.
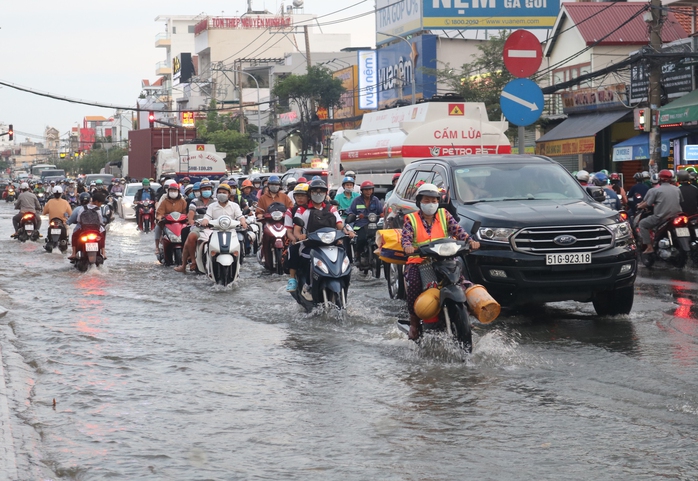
376 229 407 265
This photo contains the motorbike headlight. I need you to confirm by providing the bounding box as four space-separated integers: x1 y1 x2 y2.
432 242 460 257
314 258 329 274
479 227 517 243
319 231 336 244
608 221 632 241
271 211 283 221
368 213 378 223
168 233 182 243
218 216 232 230
342 257 350 273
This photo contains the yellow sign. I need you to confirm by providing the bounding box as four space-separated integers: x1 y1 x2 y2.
182 111 195 127
196 145 205 151
535 136 595 157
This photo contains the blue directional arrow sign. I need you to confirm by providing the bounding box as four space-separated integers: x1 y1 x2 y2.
500 79 544 127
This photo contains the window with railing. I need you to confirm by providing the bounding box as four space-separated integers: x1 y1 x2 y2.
552 63 591 90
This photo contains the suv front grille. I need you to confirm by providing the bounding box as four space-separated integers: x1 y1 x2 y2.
511 225 613 255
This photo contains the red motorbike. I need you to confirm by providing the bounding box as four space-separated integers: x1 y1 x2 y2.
258 202 288 274
158 211 188 266
136 200 156 233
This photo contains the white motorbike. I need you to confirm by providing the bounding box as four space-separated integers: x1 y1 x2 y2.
244 213 260 255
195 215 242 287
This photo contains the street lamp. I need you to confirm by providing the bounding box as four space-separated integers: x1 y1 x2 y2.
377 31 416 105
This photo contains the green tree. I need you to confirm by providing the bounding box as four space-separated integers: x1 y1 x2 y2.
431 31 513 120
272 66 345 161
196 99 258 171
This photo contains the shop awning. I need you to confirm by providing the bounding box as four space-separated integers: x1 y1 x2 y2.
280 156 302 168
535 110 629 157
612 132 684 161
659 89 698 125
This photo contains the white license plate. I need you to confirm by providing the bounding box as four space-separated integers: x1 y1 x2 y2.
85 242 99 252
675 227 690 237
24 224 33 231
546 252 592 265
51 228 61 234
368 223 378 229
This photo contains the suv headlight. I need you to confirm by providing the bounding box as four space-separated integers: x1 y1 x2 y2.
608 221 631 241
478 227 518 243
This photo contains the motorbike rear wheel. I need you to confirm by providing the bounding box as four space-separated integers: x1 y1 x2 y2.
670 250 688 268
640 252 655 268
77 258 89 272
444 301 472 353
275 247 283 275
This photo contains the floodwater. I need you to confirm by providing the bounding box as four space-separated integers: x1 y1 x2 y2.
0 203 697 480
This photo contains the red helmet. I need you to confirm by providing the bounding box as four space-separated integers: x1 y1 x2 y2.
181 177 191 183
297 177 307 183
658 169 674 182
392 173 401 181
360 181 375 190
168 182 180 190
609 173 620 181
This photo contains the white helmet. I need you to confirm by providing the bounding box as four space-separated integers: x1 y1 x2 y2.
576 170 590 182
415 183 441 205
164 179 176 188
20 182 29 190
53 186 63 194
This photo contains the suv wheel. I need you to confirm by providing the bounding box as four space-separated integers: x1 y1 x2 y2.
592 286 634 316
384 262 405 299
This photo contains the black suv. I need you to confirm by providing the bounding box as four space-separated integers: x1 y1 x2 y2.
384 155 638 315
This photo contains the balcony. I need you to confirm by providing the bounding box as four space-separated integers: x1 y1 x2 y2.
155 61 172 76
155 32 171 48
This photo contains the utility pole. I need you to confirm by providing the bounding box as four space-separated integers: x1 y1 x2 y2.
237 60 246 135
648 0 662 172
304 25 315 161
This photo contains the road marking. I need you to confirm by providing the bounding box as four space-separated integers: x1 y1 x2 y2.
507 49 538 58
501 90 539 111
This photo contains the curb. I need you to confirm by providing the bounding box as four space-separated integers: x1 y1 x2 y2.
0 303 19 479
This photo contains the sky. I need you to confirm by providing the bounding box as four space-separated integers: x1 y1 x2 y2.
0 0 374 144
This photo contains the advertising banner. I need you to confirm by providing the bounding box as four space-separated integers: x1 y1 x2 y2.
358 51 379 110
535 136 595 157
333 66 359 119
377 34 437 108
423 0 559 30
375 0 422 45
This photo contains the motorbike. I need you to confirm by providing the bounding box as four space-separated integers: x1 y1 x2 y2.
5 188 16 202
395 237 476 353
135 200 156 233
258 203 288 274
65 194 78 209
16 212 40 242
71 229 104 272
158 211 188 266
346 213 383 278
245 212 260 255
36 192 47 207
110 191 122 212
194 215 242 287
689 214 698 266
634 209 691 268
44 217 69 253
101 203 114 230
290 218 351 313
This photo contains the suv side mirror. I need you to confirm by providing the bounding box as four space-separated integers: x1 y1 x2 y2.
586 186 606 203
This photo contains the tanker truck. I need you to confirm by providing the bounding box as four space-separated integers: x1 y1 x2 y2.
155 143 227 182
329 101 512 195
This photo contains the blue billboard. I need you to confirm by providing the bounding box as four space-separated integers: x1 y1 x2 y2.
377 34 437 108
423 0 559 30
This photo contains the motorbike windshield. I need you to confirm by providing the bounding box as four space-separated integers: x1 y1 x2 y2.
453 163 586 204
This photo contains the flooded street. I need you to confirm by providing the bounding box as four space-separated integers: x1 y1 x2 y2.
1 203 697 480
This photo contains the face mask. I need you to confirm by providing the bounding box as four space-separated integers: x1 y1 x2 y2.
420 202 438 216
188 193 195 199
269 185 280 193
201 190 212 199
311 192 325 204
194 192 201 198
216 193 229 203
168 191 178 199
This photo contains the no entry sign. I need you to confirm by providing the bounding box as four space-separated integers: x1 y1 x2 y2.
503 30 543 78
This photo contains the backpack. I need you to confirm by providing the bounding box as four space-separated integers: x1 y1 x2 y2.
306 204 337 233
79 206 101 229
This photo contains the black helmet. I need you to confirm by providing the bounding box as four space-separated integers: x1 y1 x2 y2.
309 179 328 191
677 170 691 183
79 192 91 205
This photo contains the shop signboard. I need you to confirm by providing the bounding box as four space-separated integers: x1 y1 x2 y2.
535 136 595 157
423 0 559 30
376 34 437 108
561 84 627 114
684 145 698 161
358 50 378 110
629 39 693 104
376 0 422 45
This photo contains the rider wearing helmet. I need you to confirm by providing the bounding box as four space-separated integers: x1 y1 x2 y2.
385 172 401 202
256 175 292 220
677 169 698 215
12 182 42 237
177 179 215 271
66 191 105 259
179 177 191 194
609 173 628 209
154 182 188 256
592 172 620 210
285 177 298 195
637 169 683 254
347 180 383 267
576 170 590 186
333 176 359 213
284 183 310 291
34 180 46 194
240 179 257 206
627 172 651 217
134 178 156 227
401 183 480 340
42 186 72 237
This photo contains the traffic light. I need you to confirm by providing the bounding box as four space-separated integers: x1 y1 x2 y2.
148 112 155 128
638 109 651 132
8 124 13 141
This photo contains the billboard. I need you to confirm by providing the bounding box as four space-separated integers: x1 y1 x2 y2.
629 39 693 104
358 50 379 110
423 0 559 30
376 0 422 45
377 34 437 108
333 66 369 119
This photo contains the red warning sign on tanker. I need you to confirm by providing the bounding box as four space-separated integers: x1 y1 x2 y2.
196 145 205 151
448 104 465 116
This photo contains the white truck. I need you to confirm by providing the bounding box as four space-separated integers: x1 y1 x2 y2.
156 143 227 181
329 101 511 195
